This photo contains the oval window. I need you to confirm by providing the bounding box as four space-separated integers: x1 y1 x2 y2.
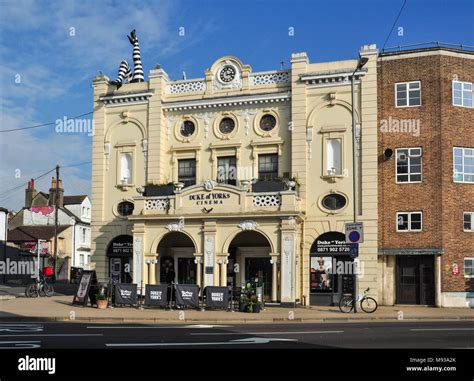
321 194 347 211
260 114 277 131
180 120 196 137
219 117 235 134
117 201 134 216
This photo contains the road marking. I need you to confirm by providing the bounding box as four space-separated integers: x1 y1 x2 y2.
0 341 41 349
190 330 343 336
106 337 297 347
0 324 43 332
0 334 103 337
410 328 474 332
87 325 232 329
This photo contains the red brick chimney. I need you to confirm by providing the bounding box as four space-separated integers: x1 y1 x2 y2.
24 178 37 208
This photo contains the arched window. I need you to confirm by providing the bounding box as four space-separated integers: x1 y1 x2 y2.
120 153 133 184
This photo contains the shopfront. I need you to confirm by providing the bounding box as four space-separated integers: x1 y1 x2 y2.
310 232 355 306
107 235 133 283
396 255 435 305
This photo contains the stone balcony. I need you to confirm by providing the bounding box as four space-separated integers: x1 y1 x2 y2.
132 183 301 218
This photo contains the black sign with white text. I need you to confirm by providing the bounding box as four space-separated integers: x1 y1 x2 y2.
144 284 168 307
175 284 199 308
205 286 229 309
114 283 137 305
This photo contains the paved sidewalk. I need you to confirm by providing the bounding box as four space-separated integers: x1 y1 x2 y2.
1 295 473 323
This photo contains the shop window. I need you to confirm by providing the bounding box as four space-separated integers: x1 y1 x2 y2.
464 258 474 278
395 81 421 107
453 81 473 108
178 159 196 187
120 153 133 184
258 154 278 180
396 147 422 183
464 212 474 232
396 212 422 232
453 147 474 183
310 256 333 293
217 156 237 185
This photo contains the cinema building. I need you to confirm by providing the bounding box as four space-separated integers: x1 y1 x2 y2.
90 45 379 305
377 44 474 307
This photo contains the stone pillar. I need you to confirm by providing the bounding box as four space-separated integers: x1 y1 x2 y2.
132 224 145 291
280 218 296 305
195 255 203 290
146 258 157 285
202 220 217 287
218 257 228 287
270 254 279 302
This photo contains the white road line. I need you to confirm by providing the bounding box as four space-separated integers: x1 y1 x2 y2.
410 328 474 332
190 330 343 335
87 325 233 329
106 337 297 347
0 334 103 337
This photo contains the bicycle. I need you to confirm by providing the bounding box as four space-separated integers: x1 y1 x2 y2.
338 287 378 313
25 276 54 298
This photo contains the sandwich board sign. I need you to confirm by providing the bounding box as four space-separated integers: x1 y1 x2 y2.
72 270 95 306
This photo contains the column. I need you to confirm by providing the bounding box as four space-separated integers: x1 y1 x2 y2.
147 258 156 285
219 256 228 287
280 218 296 305
270 254 279 302
195 255 203 289
132 223 145 291
202 220 217 287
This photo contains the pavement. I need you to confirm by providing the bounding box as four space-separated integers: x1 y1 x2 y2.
1 293 473 323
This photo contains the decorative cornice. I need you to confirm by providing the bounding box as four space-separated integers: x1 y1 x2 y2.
238 220 259 231
162 92 291 111
100 91 153 108
300 69 367 87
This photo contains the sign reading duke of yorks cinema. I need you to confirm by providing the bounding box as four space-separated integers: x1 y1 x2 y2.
90 28 380 306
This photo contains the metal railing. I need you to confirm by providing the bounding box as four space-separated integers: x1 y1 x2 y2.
382 41 474 53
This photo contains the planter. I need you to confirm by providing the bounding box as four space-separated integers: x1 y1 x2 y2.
97 299 108 309
252 304 261 313
239 302 247 312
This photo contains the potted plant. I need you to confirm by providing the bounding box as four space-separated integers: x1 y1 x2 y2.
249 295 261 313
239 294 248 312
96 293 108 309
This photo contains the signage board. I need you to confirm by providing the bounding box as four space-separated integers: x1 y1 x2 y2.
345 222 364 244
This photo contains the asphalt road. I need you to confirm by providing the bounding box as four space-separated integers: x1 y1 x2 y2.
0 320 473 349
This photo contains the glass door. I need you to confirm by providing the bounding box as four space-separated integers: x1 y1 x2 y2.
177 257 197 284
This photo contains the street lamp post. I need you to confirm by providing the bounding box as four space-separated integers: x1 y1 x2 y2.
350 56 368 313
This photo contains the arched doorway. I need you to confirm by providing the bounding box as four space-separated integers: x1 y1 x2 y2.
157 232 197 285
107 235 133 283
310 232 355 306
228 231 273 302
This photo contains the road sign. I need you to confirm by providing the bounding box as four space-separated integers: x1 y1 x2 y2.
345 222 364 244
349 243 359 258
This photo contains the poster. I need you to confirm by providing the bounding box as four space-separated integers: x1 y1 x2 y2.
72 270 94 306
310 256 333 292
144 284 169 307
114 283 138 305
175 284 199 308
205 286 229 309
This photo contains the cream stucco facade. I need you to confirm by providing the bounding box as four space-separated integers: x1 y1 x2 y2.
91 44 378 305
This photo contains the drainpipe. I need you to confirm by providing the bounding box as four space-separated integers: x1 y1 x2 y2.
300 216 305 306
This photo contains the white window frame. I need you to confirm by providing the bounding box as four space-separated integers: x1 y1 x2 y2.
464 258 474 278
464 212 474 232
452 80 473 108
396 211 423 232
395 147 423 183
453 147 474 184
395 81 421 108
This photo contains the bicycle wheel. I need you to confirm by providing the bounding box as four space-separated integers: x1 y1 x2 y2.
360 297 378 313
42 282 54 297
25 284 38 298
339 295 354 313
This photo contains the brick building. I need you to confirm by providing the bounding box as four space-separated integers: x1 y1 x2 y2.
377 45 474 307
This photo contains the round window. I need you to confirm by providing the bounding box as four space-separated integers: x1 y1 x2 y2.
219 117 235 134
321 194 347 211
117 201 134 216
180 120 196 137
260 114 277 131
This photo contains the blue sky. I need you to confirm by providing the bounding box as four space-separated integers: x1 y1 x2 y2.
0 0 473 210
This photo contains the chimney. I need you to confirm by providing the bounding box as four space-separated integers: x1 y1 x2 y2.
25 178 37 208
49 177 64 208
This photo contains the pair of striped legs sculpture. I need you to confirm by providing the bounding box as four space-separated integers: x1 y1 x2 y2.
110 29 144 88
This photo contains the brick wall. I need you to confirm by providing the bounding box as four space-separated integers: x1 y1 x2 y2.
378 50 474 293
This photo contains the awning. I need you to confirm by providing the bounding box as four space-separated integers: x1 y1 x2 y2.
378 248 444 256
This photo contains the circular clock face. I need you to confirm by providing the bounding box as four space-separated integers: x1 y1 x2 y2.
219 117 235 134
260 114 277 131
219 65 236 83
180 120 195 137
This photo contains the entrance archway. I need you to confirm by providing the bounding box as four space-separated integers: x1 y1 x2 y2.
227 231 273 302
156 232 197 285
107 235 133 283
310 231 355 306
